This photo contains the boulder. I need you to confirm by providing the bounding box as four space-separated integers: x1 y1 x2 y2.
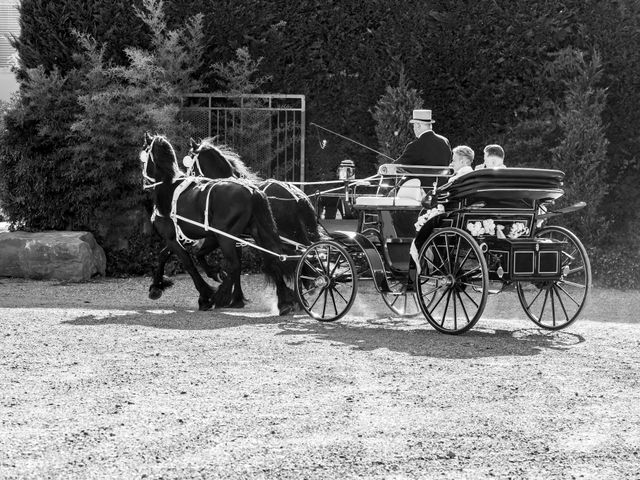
0 231 106 282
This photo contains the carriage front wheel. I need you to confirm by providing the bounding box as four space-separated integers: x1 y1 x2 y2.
295 240 358 322
516 226 591 330
416 227 489 334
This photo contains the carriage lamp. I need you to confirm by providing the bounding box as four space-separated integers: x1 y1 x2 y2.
338 159 355 180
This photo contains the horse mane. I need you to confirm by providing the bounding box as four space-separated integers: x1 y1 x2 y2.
198 138 261 183
152 135 184 181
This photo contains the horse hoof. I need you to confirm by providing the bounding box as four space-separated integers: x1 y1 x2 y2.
229 299 245 309
149 287 163 300
278 303 294 316
198 298 214 311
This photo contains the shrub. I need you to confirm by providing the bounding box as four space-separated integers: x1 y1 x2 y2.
371 66 423 164
11 0 151 76
590 243 640 290
0 0 205 276
548 48 610 246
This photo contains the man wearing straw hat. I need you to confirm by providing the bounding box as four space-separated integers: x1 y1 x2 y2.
394 109 452 185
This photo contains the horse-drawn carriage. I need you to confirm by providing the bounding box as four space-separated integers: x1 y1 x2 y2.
141 134 590 334
298 164 590 334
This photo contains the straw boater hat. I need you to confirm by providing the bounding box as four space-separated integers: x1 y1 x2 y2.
409 109 435 124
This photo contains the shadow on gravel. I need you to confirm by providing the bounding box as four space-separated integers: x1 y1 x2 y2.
62 309 585 359
62 309 289 330
277 321 586 359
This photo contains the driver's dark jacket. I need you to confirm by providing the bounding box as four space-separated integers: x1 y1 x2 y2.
393 130 452 187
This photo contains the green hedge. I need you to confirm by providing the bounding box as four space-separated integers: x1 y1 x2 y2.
3 0 640 286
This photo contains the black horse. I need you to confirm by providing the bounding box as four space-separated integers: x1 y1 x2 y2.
187 138 323 244
182 138 325 289
140 133 296 315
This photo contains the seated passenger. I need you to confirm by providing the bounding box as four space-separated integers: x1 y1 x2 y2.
475 144 506 170
447 145 474 182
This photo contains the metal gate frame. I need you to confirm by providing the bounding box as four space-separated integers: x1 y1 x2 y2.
181 93 306 183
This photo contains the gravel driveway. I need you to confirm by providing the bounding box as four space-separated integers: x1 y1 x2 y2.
1 275 639 479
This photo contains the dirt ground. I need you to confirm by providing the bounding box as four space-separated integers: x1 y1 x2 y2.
1 274 639 479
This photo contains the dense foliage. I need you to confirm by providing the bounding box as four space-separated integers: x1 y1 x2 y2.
1 0 639 286
0 0 205 274
371 68 423 163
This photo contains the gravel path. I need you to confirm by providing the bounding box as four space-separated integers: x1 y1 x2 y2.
1 275 639 479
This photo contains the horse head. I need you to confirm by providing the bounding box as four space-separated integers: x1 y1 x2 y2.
190 138 261 182
140 133 182 187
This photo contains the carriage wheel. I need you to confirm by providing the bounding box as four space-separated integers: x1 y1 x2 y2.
416 227 489 334
295 240 358 322
517 226 591 330
381 277 420 317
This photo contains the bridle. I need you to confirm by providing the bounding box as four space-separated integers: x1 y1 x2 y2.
183 148 203 177
140 138 163 190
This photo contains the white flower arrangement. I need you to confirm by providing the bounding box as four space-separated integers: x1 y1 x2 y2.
466 220 529 239
414 205 445 231
508 222 530 239
466 221 485 236
482 219 495 236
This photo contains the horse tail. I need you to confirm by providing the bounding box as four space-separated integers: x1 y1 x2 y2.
298 195 329 242
250 190 296 281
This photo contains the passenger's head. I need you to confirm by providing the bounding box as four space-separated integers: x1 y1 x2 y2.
451 145 474 173
483 144 505 168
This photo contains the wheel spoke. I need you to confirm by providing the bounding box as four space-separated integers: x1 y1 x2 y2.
444 233 452 273
455 290 471 324
454 247 473 277
453 289 458 330
539 288 549 322
304 259 324 277
332 285 349 304
308 286 326 310
325 245 332 274
526 287 544 310
566 265 585 276
556 283 582 307
559 279 586 289
330 254 344 277
418 283 441 297
550 286 556 327
441 289 452 327
328 288 338 317
553 284 570 323
432 243 448 274
459 265 481 278
423 254 448 276
300 284 319 297
429 287 449 314
321 288 328 317
460 287 479 308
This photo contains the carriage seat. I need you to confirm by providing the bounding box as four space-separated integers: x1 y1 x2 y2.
438 168 565 204
354 178 424 209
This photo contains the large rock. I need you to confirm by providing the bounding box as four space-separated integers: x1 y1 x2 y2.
0 231 106 281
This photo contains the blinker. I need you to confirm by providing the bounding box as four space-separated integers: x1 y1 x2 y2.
183 155 195 168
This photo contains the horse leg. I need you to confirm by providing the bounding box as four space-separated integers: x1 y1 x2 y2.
231 244 249 304
194 237 227 283
166 239 216 311
262 254 297 316
149 246 174 300
214 238 242 308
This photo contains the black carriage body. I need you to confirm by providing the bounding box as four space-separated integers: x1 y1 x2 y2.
437 168 566 282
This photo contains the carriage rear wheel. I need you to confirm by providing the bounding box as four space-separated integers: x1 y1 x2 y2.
381 277 421 317
416 227 489 334
295 240 358 322
516 226 591 330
